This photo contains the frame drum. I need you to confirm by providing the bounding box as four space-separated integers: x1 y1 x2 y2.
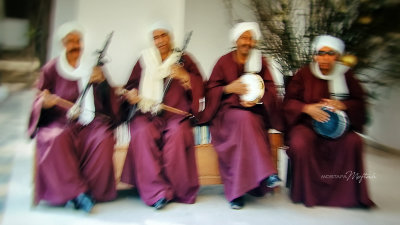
239 73 265 103
312 107 350 139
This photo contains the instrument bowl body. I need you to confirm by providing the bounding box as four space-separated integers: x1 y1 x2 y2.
239 73 265 103
312 107 350 139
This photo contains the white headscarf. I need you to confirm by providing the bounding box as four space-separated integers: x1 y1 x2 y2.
311 35 349 100
149 21 173 36
55 22 95 125
311 35 345 55
138 21 180 114
230 22 262 44
56 21 84 45
231 22 263 74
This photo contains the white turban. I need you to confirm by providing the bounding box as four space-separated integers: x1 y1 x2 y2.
149 21 173 34
56 21 84 43
312 35 345 55
230 22 261 44
55 22 94 125
148 21 175 47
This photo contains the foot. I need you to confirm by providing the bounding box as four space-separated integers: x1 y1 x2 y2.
265 174 282 188
70 193 95 213
152 197 168 210
229 196 244 210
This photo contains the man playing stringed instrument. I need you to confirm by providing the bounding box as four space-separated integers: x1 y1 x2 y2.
118 21 205 210
283 35 375 207
28 22 123 212
200 22 284 209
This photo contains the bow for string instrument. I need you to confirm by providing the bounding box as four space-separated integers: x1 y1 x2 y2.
68 31 114 119
115 89 195 120
39 90 109 120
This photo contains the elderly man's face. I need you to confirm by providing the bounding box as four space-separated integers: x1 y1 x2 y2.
236 30 256 56
62 32 82 59
153 29 172 56
314 46 339 73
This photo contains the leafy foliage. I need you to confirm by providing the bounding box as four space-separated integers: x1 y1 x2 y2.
225 0 400 91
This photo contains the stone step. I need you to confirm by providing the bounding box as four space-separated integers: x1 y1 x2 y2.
0 59 40 72
0 59 40 85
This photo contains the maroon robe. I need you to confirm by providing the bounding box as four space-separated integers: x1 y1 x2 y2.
120 53 204 206
28 58 122 205
200 51 283 202
283 64 375 207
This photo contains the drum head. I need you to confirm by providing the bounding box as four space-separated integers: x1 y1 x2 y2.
312 107 349 139
239 73 265 102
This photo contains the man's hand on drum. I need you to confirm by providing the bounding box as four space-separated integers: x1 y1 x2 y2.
303 102 330 122
224 79 256 107
321 98 347 111
40 89 59 109
224 79 247 95
171 64 191 90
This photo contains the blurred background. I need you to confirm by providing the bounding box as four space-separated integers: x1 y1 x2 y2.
0 0 399 224
1 0 399 151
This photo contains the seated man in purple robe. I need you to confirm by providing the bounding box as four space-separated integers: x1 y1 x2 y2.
119 21 204 210
283 35 375 208
200 22 284 209
28 22 123 212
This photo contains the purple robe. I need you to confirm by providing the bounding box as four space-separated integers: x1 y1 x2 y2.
283 65 375 207
200 51 284 202
28 58 123 205
120 53 204 206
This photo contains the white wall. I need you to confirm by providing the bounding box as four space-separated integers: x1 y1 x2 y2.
184 0 256 78
48 0 79 60
367 87 400 151
50 0 185 86
50 0 258 82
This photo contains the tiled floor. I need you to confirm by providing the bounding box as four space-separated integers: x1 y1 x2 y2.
0 86 400 225
0 84 32 223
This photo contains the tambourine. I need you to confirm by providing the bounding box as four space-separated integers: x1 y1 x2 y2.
312 106 350 139
239 73 265 103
